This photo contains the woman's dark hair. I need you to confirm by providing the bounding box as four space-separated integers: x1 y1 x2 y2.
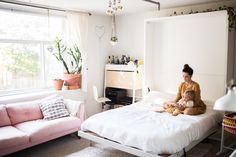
182 64 193 76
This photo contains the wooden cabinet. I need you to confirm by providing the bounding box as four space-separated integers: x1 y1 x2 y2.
104 64 143 104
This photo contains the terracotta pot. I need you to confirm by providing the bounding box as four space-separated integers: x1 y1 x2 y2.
64 73 81 89
53 79 64 90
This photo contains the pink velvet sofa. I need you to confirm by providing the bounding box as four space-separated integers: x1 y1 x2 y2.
0 93 85 156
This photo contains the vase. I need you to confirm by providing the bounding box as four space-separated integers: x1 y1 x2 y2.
64 74 81 89
53 79 64 90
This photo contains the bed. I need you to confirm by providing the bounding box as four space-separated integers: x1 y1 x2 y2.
79 91 222 157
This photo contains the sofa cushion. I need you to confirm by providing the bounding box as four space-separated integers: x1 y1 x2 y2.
0 126 29 150
6 100 43 125
0 105 11 127
39 97 69 120
15 117 81 142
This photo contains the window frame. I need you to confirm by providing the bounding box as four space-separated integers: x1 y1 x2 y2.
0 10 66 96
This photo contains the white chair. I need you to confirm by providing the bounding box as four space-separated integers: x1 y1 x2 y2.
93 86 111 110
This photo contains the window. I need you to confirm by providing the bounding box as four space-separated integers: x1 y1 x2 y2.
0 10 65 95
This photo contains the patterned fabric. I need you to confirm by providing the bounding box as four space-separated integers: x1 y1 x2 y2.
39 97 69 120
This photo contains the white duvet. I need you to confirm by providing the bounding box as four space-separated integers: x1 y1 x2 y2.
81 92 222 154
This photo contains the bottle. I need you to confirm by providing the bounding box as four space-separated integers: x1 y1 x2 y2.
107 56 111 64
111 55 115 64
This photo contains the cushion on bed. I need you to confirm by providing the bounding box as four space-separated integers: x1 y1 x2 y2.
143 91 175 106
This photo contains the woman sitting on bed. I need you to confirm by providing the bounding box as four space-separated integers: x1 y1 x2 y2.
164 64 206 115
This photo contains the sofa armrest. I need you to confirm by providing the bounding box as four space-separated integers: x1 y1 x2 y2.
64 99 85 122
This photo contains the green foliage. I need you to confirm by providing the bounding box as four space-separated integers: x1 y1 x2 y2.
111 36 118 42
53 38 82 74
219 6 236 31
5 45 39 76
170 5 236 31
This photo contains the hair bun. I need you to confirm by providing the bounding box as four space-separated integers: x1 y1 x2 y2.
184 64 189 69
182 64 193 75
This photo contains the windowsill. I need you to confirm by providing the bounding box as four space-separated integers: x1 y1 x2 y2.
0 88 84 103
0 88 53 97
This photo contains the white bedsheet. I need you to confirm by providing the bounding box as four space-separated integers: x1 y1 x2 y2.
81 102 222 154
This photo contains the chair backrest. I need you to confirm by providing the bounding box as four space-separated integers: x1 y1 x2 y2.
93 86 98 101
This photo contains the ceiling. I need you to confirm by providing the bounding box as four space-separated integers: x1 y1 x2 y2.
16 0 230 15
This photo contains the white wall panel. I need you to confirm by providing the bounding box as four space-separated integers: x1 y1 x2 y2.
144 11 228 102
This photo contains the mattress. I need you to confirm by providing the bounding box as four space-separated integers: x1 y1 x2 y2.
81 92 222 154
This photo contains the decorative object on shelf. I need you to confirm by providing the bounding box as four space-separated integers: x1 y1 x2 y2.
107 56 112 64
138 59 143 65
170 5 236 31
110 15 118 46
106 55 142 66
111 55 115 64
52 38 82 89
53 79 64 90
106 0 123 16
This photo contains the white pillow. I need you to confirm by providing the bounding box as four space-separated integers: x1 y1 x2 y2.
143 91 175 106
39 96 69 120
64 99 83 117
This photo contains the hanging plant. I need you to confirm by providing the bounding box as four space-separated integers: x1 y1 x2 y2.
110 15 118 46
111 36 118 42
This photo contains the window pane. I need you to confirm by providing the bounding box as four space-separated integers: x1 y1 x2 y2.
0 10 65 41
0 43 42 91
44 44 64 87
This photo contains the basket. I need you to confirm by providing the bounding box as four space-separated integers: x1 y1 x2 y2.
223 113 236 134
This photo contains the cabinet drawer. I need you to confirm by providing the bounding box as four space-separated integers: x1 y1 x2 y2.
106 71 141 89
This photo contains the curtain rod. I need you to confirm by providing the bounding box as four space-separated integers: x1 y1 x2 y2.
0 0 92 16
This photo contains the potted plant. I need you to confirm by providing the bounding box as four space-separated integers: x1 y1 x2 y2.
53 79 64 90
52 38 82 89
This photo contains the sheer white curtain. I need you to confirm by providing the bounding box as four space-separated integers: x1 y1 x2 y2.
66 11 89 92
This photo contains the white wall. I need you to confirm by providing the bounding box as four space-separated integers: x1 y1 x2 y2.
113 0 236 81
86 14 112 117
145 11 228 102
